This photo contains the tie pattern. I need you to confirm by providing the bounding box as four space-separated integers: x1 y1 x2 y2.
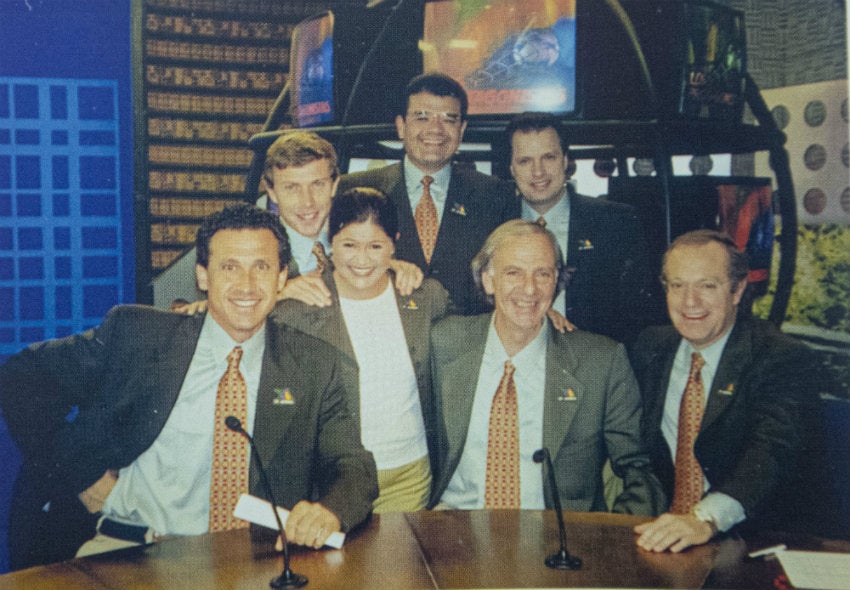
484 361 520 509
209 347 250 531
312 241 330 273
414 175 439 264
671 352 707 514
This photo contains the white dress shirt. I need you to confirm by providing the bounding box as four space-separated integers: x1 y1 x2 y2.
102 315 265 536
404 157 451 225
663 326 746 531
440 317 548 509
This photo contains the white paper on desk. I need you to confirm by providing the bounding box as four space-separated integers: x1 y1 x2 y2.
233 493 346 549
777 550 850 590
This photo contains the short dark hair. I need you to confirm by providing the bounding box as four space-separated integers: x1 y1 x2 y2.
196 203 290 270
661 229 749 291
505 111 569 155
400 72 468 120
263 130 339 188
328 187 398 243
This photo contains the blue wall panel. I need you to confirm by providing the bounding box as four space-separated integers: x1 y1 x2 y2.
0 0 134 573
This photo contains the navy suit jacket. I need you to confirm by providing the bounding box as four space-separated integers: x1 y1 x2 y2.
338 162 518 314
0 305 377 570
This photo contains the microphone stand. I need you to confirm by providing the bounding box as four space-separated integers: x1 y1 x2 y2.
225 416 308 588
533 448 582 570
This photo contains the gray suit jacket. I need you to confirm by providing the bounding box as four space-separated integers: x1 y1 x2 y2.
274 271 449 473
338 163 518 314
429 314 664 514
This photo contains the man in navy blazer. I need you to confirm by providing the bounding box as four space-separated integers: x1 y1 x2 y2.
337 73 517 313
0 204 377 570
629 230 816 552
505 112 660 342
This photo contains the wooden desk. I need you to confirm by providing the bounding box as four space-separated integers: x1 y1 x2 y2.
1 511 847 589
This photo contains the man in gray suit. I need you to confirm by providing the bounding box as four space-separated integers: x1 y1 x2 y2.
428 219 663 513
0 204 377 570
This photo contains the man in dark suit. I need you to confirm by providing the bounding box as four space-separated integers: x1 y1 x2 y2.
629 230 816 553
506 112 659 342
337 73 518 314
429 220 663 514
0 204 377 570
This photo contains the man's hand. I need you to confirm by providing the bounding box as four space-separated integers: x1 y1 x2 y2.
546 308 576 334
78 470 119 514
173 300 207 315
634 512 716 553
279 500 341 550
281 272 332 307
389 259 424 296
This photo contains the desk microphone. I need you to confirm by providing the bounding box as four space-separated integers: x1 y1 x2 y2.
533 448 582 570
225 416 308 588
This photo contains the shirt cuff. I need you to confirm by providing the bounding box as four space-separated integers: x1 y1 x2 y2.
694 492 746 533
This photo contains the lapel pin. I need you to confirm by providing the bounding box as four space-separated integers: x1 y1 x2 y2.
403 299 419 310
273 387 295 405
577 239 593 251
717 384 735 396
450 203 467 216
558 387 578 401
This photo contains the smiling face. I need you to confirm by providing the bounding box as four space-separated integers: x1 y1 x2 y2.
395 91 467 174
482 232 558 352
196 228 287 342
663 241 746 350
510 127 569 214
331 219 394 300
266 158 338 240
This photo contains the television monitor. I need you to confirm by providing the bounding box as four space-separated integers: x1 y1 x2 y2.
289 11 335 128
421 0 577 116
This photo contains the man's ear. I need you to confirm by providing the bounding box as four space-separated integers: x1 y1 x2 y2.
196 264 209 292
481 268 495 295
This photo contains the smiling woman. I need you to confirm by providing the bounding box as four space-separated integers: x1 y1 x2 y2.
275 188 450 513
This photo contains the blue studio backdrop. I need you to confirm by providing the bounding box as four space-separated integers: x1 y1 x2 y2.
0 0 134 572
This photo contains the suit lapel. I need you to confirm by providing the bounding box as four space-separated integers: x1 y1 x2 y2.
431 165 469 266
542 329 585 455
702 323 750 430
441 316 488 471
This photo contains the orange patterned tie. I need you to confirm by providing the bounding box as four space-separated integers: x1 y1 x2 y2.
671 352 707 514
484 361 520 509
208 346 250 531
414 175 438 264
312 241 330 273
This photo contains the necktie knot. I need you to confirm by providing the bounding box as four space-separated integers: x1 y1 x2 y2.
312 241 330 273
227 346 243 369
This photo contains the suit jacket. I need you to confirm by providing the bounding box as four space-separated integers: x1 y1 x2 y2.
338 163 518 314
0 305 377 570
555 186 660 343
273 271 449 474
428 314 665 514
629 318 817 524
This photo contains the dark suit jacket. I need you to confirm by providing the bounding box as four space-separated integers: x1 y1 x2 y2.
338 163 518 314
555 186 660 343
429 314 665 515
629 319 817 525
273 271 449 475
0 305 377 570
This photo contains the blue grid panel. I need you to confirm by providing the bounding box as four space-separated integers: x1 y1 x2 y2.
0 78 125 361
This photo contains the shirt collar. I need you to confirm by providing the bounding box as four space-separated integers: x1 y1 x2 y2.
404 157 451 200
521 187 570 225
